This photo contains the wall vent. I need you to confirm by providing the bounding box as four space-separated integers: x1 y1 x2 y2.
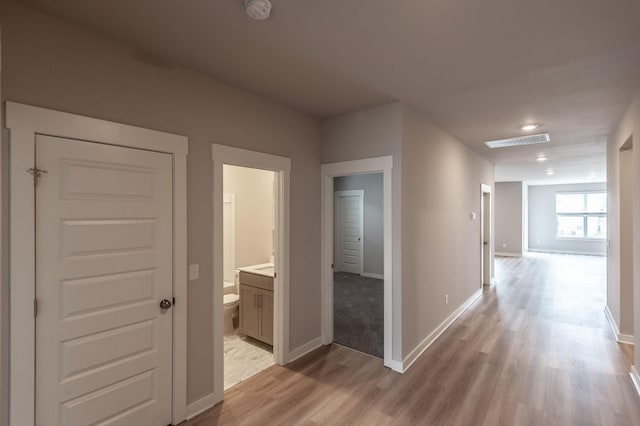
484 133 550 148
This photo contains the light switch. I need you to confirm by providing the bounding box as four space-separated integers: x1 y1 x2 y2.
189 264 200 281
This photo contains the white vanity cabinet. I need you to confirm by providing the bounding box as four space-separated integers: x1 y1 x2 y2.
239 271 274 345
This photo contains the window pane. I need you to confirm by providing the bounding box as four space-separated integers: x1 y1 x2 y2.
557 215 584 238
556 194 585 213
586 193 607 213
587 215 607 239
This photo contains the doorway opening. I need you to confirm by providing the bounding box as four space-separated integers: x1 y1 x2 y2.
222 165 276 390
321 156 397 370
211 144 291 404
481 184 493 287
333 175 383 357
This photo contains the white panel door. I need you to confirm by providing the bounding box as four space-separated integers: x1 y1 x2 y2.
35 135 173 426
336 192 363 274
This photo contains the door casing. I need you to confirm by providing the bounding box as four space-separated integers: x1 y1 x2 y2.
211 143 291 406
6 102 189 425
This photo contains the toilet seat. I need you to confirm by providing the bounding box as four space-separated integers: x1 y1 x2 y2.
223 293 239 306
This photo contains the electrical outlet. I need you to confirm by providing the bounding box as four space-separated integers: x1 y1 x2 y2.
189 264 199 281
445 294 449 305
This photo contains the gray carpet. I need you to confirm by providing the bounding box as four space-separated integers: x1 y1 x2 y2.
333 272 384 358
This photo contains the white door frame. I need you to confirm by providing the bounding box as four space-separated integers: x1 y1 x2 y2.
334 190 364 275
321 156 397 370
211 143 291 404
6 102 189 425
480 183 493 287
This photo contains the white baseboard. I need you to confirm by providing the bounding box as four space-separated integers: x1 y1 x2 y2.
385 358 403 373
630 366 640 398
186 393 218 420
401 288 483 373
495 252 521 257
528 248 606 256
361 272 384 280
288 337 323 363
604 305 635 344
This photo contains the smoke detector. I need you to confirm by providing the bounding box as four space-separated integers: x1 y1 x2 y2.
245 0 272 20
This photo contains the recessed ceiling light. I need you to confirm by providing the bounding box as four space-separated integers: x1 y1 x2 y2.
484 133 550 149
245 0 272 20
536 156 547 162
520 123 541 131
546 169 554 176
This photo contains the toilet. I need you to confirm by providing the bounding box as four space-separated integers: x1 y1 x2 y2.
223 293 240 334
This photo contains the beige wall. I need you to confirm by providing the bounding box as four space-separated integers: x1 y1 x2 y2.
401 104 494 357
607 88 640 361
495 182 524 256
0 0 321 406
0 25 7 426
322 102 404 361
223 165 274 269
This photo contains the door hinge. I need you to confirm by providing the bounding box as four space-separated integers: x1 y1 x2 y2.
331 263 334 269
34 299 38 318
273 272 277 279
172 297 175 306
27 167 48 187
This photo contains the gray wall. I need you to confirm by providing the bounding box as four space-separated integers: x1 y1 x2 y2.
334 173 384 277
607 88 640 364
528 183 607 255
495 182 524 256
322 102 403 361
400 104 494 358
0 0 321 406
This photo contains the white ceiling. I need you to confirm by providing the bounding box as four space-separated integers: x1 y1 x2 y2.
18 0 640 184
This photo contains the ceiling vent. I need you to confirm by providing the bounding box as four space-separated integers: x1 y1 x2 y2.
484 133 551 149
245 0 272 20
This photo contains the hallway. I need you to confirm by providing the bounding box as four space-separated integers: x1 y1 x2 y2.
187 253 640 425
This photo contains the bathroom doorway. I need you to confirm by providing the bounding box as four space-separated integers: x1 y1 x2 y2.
333 174 384 358
212 144 291 404
222 165 275 390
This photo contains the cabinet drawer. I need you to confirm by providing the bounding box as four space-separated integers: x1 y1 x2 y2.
239 271 274 291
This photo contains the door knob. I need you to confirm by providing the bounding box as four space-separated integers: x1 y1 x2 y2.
160 299 172 309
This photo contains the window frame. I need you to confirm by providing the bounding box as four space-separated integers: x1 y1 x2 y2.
555 191 607 241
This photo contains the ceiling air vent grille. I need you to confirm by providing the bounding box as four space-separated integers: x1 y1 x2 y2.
484 133 550 148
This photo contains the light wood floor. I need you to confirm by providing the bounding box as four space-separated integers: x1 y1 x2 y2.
185 253 640 425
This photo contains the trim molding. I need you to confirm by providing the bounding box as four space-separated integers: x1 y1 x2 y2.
604 305 635 344
288 337 323 363
495 252 522 257
361 272 384 280
630 366 640 398
528 248 606 256
402 288 483 373
186 394 217 420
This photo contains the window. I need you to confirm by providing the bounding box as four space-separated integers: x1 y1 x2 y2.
556 192 607 239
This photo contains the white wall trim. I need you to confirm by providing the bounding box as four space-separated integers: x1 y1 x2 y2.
321 156 396 370
494 252 522 257
288 337 323 363
6 102 189 425
402 288 483 373
630 366 640 398
211 143 291 406
528 248 606 256
362 272 384 280
604 305 635 344
186 393 217 421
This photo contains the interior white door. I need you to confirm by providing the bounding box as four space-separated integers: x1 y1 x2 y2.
335 192 363 274
35 135 173 426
